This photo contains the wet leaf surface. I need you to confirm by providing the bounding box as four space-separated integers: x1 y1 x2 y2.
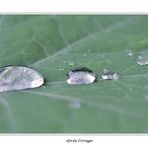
0 15 148 132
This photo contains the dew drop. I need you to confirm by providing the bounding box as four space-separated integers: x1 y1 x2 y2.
125 49 133 56
68 61 74 66
0 66 44 92
66 67 96 84
59 66 64 71
101 68 119 80
59 68 64 71
137 55 148 65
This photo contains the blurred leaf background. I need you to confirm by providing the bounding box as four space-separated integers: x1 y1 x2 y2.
0 15 148 132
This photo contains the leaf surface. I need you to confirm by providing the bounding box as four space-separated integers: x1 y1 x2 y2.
0 15 148 132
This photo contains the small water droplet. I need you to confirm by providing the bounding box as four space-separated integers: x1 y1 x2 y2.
137 55 148 65
59 66 64 71
66 67 96 84
125 49 133 56
59 68 64 71
0 66 44 92
69 100 81 109
68 61 74 66
101 68 119 80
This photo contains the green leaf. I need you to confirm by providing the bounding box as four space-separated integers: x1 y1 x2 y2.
0 15 148 132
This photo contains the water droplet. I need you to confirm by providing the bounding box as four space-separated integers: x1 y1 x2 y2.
66 67 96 84
68 61 74 66
125 49 133 56
0 66 44 92
59 66 64 71
59 68 64 71
69 100 81 109
101 68 119 80
137 55 148 65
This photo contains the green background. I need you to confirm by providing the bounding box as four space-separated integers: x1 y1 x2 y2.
0 15 148 133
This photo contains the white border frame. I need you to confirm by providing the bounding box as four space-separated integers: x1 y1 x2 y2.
0 0 148 13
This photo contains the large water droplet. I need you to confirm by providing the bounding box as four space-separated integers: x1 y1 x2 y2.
101 68 119 80
66 67 96 84
137 55 148 65
0 66 44 92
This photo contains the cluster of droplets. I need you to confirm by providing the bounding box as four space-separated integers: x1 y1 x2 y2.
0 49 148 91
0 65 120 92
66 67 119 85
65 49 148 85
124 48 148 66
